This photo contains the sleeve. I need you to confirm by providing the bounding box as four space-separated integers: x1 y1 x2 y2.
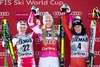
12 38 17 47
2 41 6 47
62 12 72 41
68 14 73 29
2 38 16 47
28 12 42 35
1 38 17 54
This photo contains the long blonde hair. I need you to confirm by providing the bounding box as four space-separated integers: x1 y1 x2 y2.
42 24 55 45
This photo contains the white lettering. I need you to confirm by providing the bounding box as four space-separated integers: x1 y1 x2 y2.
71 11 82 16
0 12 10 18
35 51 40 58
0 52 8 56
95 38 100 42
26 0 48 5
93 65 100 67
94 51 100 56
42 47 56 51
53 11 61 18
0 0 12 5
14 0 24 5
50 0 63 6
53 11 61 16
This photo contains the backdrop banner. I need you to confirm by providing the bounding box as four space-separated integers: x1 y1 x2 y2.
0 0 100 67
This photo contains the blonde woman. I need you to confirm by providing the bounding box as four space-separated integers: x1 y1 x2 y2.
28 6 59 67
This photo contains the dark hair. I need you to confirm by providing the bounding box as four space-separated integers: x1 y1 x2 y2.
71 24 86 35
